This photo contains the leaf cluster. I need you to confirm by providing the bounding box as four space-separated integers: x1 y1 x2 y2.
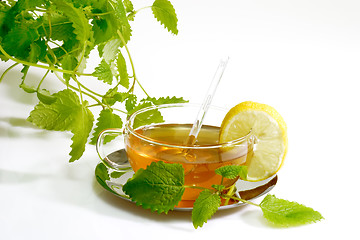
0 0 184 161
123 162 324 229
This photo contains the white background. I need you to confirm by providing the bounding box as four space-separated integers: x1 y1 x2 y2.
1 0 359 239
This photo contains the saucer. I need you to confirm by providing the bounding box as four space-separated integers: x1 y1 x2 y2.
95 151 277 211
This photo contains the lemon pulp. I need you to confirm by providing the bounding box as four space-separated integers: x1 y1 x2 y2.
219 101 288 181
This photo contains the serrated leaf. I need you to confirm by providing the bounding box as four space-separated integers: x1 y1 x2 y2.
123 0 134 13
92 16 113 45
152 0 178 35
90 109 123 145
102 87 129 106
12 0 47 13
132 103 164 129
19 66 36 93
27 89 80 131
28 42 41 63
116 50 129 88
142 96 188 105
60 54 78 83
96 162 110 182
93 59 114 84
212 184 225 192
19 82 37 93
192 189 221 229
99 38 121 63
122 161 185 214
27 89 94 162
37 89 57 105
52 0 91 51
215 165 248 180
2 23 39 59
69 102 94 162
113 0 132 44
260 194 324 227
125 93 137 112
95 162 119 195
38 13 75 42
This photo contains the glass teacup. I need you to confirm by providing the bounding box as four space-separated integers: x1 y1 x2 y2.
96 103 254 202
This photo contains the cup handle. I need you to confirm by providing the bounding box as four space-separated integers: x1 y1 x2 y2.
96 128 132 172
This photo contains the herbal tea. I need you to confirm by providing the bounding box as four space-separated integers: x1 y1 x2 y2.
125 123 252 201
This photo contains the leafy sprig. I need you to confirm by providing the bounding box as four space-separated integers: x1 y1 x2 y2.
0 0 185 161
123 162 324 229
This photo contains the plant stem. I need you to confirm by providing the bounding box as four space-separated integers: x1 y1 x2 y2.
74 41 87 72
224 184 236 206
87 103 102 108
0 63 19 83
116 30 150 97
91 11 113 16
112 107 128 115
53 71 103 106
72 77 104 98
0 45 93 77
74 76 84 103
222 194 260 207
133 6 152 15
37 70 50 91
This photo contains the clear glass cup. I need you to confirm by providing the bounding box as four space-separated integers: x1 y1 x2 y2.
96 103 254 202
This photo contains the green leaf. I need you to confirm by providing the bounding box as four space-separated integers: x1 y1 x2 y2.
99 38 121 63
60 54 78 83
260 194 324 227
69 102 94 162
123 0 134 13
113 0 132 44
28 42 42 63
96 162 110 182
93 59 114 84
110 171 127 179
102 87 129 106
212 184 225 192
95 162 119 194
122 161 185 214
52 0 92 51
142 96 188 105
37 89 57 104
127 96 178 129
215 165 248 180
27 89 78 131
38 13 75 42
192 189 221 229
152 0 178 35
125 93 137 112
90 109 123 145
92 16 113 45
12 0 47 13
132 104 164 129
117 50 129 89
27 89 94 161
2 23 39 59
19 66 37 93
19 82 37 93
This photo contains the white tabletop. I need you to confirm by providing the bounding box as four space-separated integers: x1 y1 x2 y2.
1 0 359 239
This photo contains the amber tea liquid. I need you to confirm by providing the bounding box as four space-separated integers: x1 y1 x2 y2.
125 124 250 203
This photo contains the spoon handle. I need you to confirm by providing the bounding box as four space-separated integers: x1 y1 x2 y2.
185 57 229 145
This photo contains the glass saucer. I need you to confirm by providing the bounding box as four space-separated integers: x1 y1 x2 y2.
95 151 277 211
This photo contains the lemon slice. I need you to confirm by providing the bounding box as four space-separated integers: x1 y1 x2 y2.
219 101 288 181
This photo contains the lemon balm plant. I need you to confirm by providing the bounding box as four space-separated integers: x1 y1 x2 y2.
1 0 324 228
0 0 186 161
